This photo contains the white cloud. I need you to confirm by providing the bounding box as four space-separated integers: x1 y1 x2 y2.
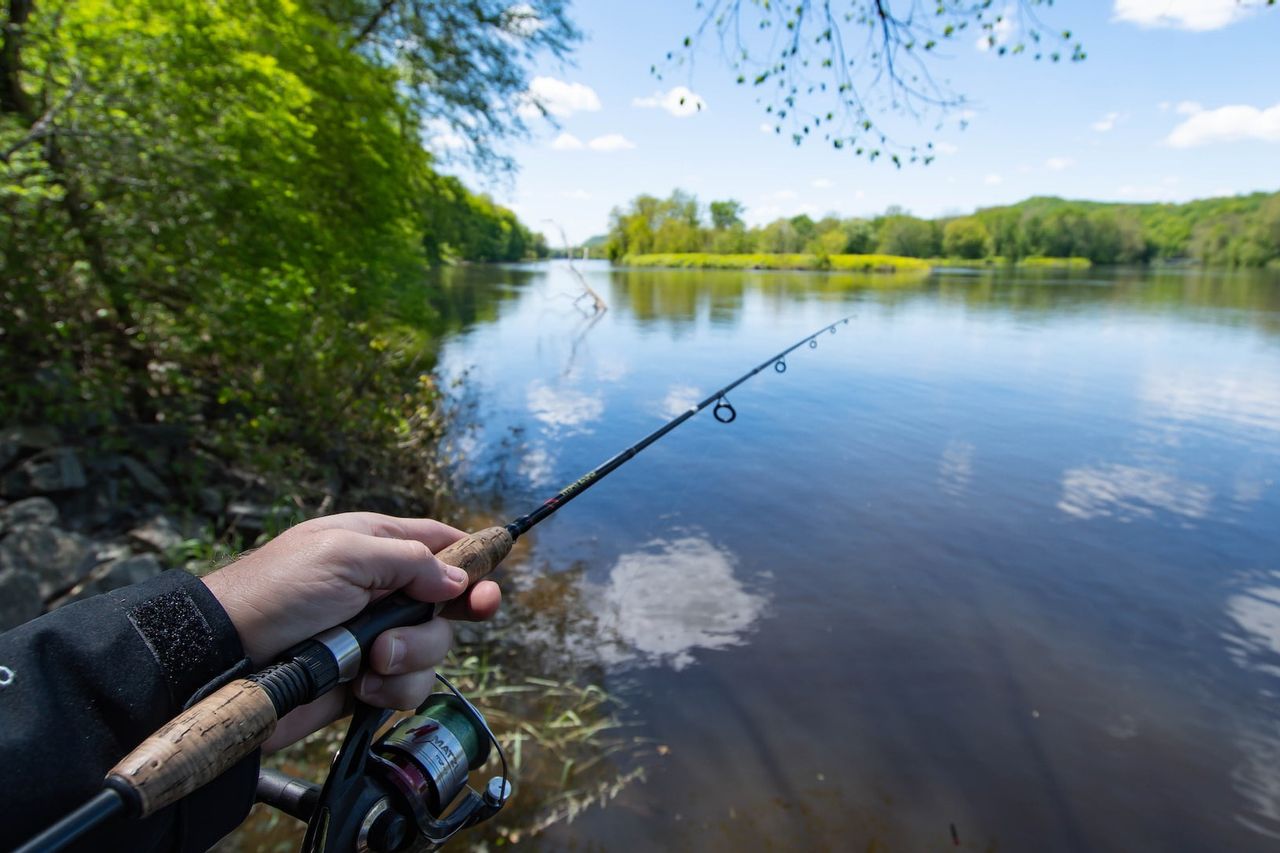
587 133 636 152
759 123 774 134
1113 0 1258 31
1092 111 1123 132
632 85 707 118
1045 156 1075 171
518 76 602 119
550 132 584 150
1167 102 1280 147
559 189 592 200
934 142 959 155
984 173 1003 185
810 178 834 189
1176 100 1203 116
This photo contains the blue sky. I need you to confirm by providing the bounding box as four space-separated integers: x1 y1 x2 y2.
439 1 1280 244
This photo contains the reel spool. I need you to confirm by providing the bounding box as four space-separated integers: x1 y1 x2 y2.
258 678 509 852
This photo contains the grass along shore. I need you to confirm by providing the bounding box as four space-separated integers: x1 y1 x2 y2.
619 253 1091 272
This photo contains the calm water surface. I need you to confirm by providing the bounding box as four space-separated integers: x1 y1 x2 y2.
430 261 1280 852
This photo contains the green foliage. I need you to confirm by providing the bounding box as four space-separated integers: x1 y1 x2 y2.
1016 257 1092 270
666 1 1089 164
876 214 942 258
0 0 554 495
606 190 1280 272
943 217 994 260
621 253 931 274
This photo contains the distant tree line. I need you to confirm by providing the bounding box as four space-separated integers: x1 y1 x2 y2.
605 190 1280 267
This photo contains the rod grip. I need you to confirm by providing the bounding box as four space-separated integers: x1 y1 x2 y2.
106 679 277 818
437 525 514 587
343 526 515 648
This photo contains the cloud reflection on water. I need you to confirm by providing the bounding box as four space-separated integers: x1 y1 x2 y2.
660 384 703 419
510 536 768 675
1142 372 1280 435
598 537 767 671
938 439 975 497
1224 576 1280 841
526 380 604 431
1057 463 1213 522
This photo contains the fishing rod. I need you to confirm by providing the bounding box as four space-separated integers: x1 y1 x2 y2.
19 315 852 853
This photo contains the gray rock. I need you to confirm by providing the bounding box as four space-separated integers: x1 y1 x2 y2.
1 448 87 497
0 425 62 472
100 553 164 588
0 569 42 631
0 525 92 599
50 553 165 608
128 514 186 553
228 501 296 534
120 456 171 500
197 487 225 516
0 496 59 535
93 540 133 565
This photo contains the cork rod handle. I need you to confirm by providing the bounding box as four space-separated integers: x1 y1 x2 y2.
106 679 277 818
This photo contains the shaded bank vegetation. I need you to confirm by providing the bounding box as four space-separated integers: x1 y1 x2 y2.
605 190 1280 268
0 0 558 504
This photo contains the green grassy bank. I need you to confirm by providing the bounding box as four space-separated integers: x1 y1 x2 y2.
620 252 933 272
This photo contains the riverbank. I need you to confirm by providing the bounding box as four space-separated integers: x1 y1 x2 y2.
621 252 932 272
618 252 1093 272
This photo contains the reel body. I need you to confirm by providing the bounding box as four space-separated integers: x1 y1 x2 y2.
259 679 510 852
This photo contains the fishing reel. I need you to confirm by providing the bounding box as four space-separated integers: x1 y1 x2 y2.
258 675 510 852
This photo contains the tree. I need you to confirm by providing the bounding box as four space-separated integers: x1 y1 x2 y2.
668 1 1087 164
710 199 745 230
876 213 940 257
605 190 705 259
943 217 993 259
336 0 580 173
0 0 553 494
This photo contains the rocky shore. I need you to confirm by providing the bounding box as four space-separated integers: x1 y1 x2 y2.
0 425 300 631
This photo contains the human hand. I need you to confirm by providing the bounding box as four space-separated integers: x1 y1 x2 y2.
201 512 501 751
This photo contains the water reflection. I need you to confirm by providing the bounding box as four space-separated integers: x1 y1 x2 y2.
429 261 1280 851
1141 371 1280 435
508 537 767 675
659 383 702 419
1057 463 1213 522
1224 576 1280 840
526 380 604 431
598 537 766 671
594 263 1280 336
937 439 975 497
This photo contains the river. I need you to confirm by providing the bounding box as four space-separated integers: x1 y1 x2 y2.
235 261 1280 851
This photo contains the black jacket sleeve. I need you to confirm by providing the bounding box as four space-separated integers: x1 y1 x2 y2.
0 569 258 853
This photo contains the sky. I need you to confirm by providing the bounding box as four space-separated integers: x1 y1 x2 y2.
437 0 1280 244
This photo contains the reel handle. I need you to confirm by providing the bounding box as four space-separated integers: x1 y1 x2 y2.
103 526 514 820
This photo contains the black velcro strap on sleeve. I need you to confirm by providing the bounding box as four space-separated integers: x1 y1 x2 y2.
128 588 215 705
